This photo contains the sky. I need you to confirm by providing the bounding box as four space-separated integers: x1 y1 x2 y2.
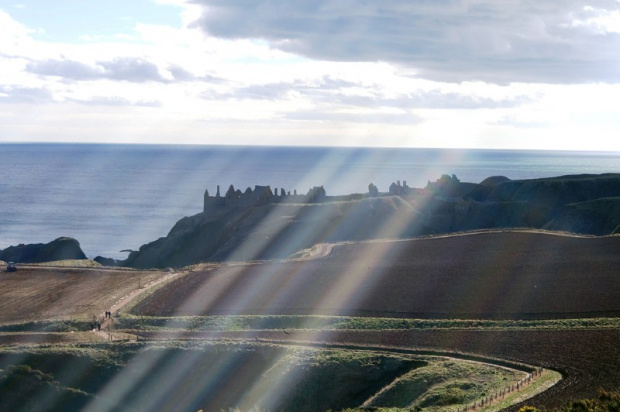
1 0 620 151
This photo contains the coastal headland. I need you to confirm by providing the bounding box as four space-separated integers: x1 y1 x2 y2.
122 172 620 269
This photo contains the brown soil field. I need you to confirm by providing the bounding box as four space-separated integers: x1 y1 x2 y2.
0 266 164 324
132 232 620 319
125 232 620 409
1 232 619 410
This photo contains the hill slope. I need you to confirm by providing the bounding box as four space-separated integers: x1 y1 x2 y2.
122 173 620 269
123 196 427 268
131 231 620 320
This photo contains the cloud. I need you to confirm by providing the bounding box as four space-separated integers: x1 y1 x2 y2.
191 0 620 84
491 115 549 129
26 59 105 81
99 58 167 82
25 57 219 84
26 57 169 82
207 76 531 109
218 76 354 99
285 111 422 125
331 90 533 110
0 85 53 104
67 96 162 107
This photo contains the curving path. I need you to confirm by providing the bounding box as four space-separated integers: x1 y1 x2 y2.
92 270 185 340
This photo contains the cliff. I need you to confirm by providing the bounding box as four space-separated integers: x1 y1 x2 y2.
123 196 428 269
0 237 87 263
121 173 620 269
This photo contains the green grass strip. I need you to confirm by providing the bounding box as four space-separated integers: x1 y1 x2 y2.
113 315 620 332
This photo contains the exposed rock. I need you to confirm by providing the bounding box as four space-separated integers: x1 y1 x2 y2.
123 196 427 269
0 237 87 263
94 256 121 267
123 173 620 269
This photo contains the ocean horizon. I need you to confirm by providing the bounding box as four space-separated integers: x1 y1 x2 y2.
1 143 618 259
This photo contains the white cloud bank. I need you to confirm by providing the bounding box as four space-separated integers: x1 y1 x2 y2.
0 2 620 150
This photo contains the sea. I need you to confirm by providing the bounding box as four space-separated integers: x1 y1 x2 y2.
1 144 618 260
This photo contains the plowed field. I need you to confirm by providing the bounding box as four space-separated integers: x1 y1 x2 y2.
2 232 619 410
133 232 620 319
128 232 620 410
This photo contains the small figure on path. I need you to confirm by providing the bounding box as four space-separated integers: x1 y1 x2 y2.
97 322 101 331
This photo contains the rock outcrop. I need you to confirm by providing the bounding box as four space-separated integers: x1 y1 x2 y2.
93 256 122 267
122 173 620 269
0 237 87 263
123 196 428 269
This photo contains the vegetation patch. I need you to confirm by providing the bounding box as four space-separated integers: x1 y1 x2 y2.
364 358 522 410
0 341 529 412
0 320 90 333
117 314 620 332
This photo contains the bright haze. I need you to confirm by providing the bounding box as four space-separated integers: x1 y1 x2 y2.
1 0 620 151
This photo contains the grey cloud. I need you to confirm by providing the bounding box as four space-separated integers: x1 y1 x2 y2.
235 81 294 99
191 0 620 84
285 111 423 125
26 59 104 80
491 115 549 129
168 65 196 81
26 58 210 83
67 97 162 107
26 58 165 82
210 77 530 109
335 91 533 109
99 58 166 82
206 76 357 100
0 85 53 104
167 65 225 83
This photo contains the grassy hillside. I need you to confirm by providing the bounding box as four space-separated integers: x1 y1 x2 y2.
0 342 530 412
544 197 620 235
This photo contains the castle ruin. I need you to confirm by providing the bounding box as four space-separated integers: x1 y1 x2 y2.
204 184 327 212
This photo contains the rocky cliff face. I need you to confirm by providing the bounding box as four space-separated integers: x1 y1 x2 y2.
123 196 428 269
0 237 87 263
122 173 620 269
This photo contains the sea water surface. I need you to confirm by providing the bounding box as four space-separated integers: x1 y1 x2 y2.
1 144 618 259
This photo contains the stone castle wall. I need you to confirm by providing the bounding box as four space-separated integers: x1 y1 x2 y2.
204 184 326 212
